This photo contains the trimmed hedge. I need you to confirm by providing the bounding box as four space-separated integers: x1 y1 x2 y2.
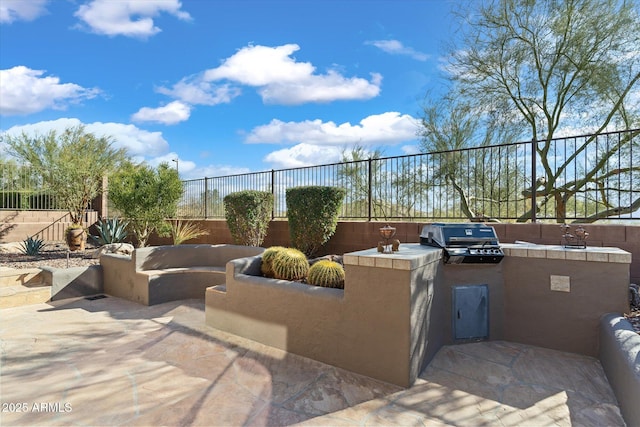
224 190 274 247
286 186 345 257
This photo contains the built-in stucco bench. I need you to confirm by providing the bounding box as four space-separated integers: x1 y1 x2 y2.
101 244 264 305
599 313 640 427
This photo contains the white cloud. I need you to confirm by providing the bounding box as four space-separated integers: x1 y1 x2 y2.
0 0 48 23
259 71 382 105
0 66 100 116
0 118 241 181
143 154 252 179
203 44 381 105
0 118 169 157
188 164 251 180
401 144 421 155
205 44 314 85
131 100 191 125
88 122 169 156
246 112 420 145
74 0 191 38
254 112 421 168
264 143 344 169
156 78 241 105
366 39 429 61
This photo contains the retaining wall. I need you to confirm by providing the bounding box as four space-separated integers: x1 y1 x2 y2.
0 210 98 242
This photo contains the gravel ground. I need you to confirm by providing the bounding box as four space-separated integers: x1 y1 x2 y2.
0 243 100 270
2 243 639 334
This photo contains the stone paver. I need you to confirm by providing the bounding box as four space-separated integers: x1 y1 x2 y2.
0 297 626 426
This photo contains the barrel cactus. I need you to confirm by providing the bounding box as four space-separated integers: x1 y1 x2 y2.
261 246 286 278
307 259 345 289
271 247 309 281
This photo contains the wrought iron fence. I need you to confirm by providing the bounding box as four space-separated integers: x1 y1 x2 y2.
0 161 62 210
2 129 638 222
176 128 639 222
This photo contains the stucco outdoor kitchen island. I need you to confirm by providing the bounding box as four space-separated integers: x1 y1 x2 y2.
206 244 441 387
205 243 630 388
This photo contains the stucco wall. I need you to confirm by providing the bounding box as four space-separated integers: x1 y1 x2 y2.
502 253 630 356
0 210 98 242
101 244 264 306
207 246 442 387
150 220 639 282
206 242 630 387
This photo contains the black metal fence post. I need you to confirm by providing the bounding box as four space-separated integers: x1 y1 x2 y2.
367 157 373 221
271 169 275 220
204 177 209 219
531 138 537 223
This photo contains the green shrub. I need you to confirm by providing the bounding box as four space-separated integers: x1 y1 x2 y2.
261 246 286 278
286 186 346 257
224 190 274 247
109 161 183 247
271 247 309 281
307 259 345 289
20 236 46 255
90 217 129 245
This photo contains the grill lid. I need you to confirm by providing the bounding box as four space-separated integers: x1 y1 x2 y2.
420 223 504 264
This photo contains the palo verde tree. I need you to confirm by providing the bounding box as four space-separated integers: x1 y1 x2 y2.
108 161 183 247
2 125 127 226
338 146 431 219
429 0 640 222
338 147 385 219
420 94 527 221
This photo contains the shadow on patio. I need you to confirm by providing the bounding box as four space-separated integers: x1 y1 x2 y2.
0 297 625 426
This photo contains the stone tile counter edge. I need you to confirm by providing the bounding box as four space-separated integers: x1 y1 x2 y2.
501 243 631 264
344 244 442 270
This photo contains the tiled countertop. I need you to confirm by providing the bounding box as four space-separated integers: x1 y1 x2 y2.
501 243 631 263
344 243 442 270
344 242 632 270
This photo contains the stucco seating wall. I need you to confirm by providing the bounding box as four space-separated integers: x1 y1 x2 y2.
599 313 640 427
101 244 264 305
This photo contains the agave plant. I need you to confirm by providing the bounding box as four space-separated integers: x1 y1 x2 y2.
20 236 46 256
90 217 129 245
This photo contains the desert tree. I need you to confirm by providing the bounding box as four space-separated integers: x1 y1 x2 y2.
2 125 126 225
430 0 640 222
338 146 431 219
419 94 527 221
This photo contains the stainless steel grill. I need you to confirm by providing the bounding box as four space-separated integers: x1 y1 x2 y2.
420 223 504 264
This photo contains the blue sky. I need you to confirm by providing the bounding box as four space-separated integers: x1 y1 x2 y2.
0 0 459 179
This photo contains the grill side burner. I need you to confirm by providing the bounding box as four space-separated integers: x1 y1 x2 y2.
420 223 504 264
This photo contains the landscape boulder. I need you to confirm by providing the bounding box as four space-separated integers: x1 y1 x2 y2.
92 243 134 258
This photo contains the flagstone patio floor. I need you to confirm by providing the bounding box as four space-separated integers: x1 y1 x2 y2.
0 297 625 426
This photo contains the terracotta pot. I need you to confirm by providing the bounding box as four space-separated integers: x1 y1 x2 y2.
66 227 86 251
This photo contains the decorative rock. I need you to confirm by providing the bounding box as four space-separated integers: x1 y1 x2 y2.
92 243 134 258
0 242 24 254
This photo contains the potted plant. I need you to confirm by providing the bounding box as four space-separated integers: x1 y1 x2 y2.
66 224 86 251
